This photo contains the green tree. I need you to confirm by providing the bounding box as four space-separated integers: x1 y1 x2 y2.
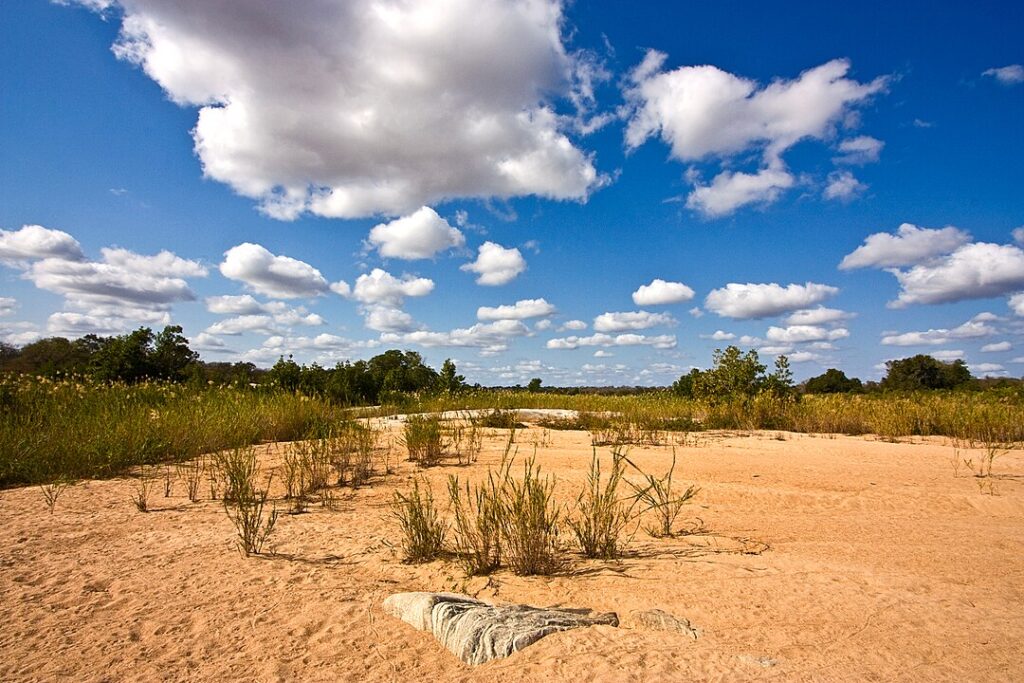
92 328 155 382
526 377 543 392
151 325 198 381
882 355 972 391
805 368 862 394
267 355 302 391
437 359 465 395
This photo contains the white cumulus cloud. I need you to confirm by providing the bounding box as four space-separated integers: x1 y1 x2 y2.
366 207 465 260
220 243 332 299
0 224 85 266
624 53 886 216
593 311 675 333
477 298 556 321
888 242 1024 307
461 241 526 286
81 0 604 219
981 341 1012 353
784 307 853 326
823 170 866 202
765 325 849 343
350 268 434 307
632 278 695 306
840 223 972 270
881 320 996 346
705 282 839 319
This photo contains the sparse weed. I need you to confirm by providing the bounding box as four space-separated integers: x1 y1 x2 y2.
622 447 699 538
225 473 279 556
569 449 636 559
495 455 563 576
447 474 502 575
391 478 447 563
39 476 72 514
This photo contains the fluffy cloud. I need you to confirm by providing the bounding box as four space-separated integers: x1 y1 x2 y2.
27 254 200 309
625 53 885 216
206 294 322 328
839 223 972 270
546 333 676 350
363 306 418 333
560 319 587 331
765 325 849 343
881 320 996 346
631 278 695 306
0 224 84 265
82 0 603 219
100 247 207 277
705 282 838 319
702 330 735 341
47 312 164 336
970 363 1005 375
1012 227 1024 246
367 207 465 260
834 136 884 165
382 319 530 353
192 332 227 350
349 268 434 307
982 65 1024 85
220 243 334 299
784 307 853 326
461 242 526 286
889 242 1024 307
0 297 16 317
1010 293 1024 316
823 170 866 202
477 298 556 321
981 341 1012 352
205 315 278 336
593 311 675 333
0 321 41 347
686 164 795 217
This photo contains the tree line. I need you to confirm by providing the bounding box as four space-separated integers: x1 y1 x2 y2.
0 326 466 405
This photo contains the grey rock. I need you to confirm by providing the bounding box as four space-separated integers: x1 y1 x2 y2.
383 592 618 665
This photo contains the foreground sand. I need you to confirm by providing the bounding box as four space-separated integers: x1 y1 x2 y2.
2 427 1022 682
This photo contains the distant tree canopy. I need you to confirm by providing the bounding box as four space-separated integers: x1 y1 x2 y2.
881 355 972 391
672 346 794 401
0 328 466 404
1 326 198 382
804 368 863 394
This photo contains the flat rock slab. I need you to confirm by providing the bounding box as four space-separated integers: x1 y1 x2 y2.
383 592 618 665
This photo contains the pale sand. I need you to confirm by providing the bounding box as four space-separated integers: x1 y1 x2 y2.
2 428 1022 682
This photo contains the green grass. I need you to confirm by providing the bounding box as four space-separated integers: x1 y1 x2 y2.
4 375 1023 490
0 376 340 487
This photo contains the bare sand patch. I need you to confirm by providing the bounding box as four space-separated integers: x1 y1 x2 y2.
1 429 1022 681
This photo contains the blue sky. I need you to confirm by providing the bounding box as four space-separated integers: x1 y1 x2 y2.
1 0 1022 386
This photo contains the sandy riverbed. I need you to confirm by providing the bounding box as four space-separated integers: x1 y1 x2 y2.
2 426 1022 681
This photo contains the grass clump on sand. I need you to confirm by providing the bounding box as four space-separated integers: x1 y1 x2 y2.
217 446 279 556
391 478 447 563
568 449 636 559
